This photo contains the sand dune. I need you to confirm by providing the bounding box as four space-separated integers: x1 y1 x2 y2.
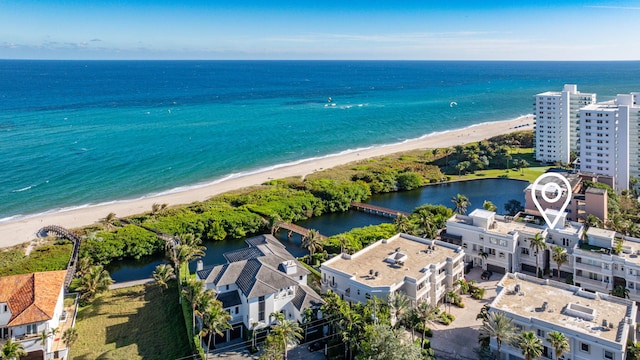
0 115 533 248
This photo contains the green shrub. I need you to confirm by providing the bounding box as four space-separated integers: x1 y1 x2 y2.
0 243 72 276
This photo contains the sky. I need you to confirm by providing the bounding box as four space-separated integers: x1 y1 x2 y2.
1 0 639 60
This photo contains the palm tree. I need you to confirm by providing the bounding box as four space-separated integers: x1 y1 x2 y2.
339 303 364 360
479 312 515 360
76 265 114 302
394 214 411 234
388 292 411 328
611 285 630 299
153 264 175 293
271 318 303 360
551 246 568 281
1 338 27 360
416 300 439 342
101 212 118 230
201 300 232 352
268 215 282 235
416 209 438 239
301 229 323 264
518 331 543 360
529 232 547 278
182 278 207 335
546 331 569 360
75 256 93 278
628 341 640 360
302 308 314 342
337 235 349 255
451 193 471 215
175 243 205 281
483 200 498 212
62 328 78 357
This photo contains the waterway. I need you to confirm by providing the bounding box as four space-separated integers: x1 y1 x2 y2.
108 178 529 282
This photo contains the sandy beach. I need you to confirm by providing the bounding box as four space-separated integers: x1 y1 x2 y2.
0 115 533 248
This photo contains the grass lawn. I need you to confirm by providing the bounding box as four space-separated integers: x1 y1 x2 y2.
73 283 192 360
459 166 551 183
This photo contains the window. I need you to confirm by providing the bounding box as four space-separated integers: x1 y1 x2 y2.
2 304 7 312
521 248 530 255
26 324 37 334
258 296 265 321
226 285 229 290
580 342 589 352
235 306 239 314
604 349 614 360
537 329 545 337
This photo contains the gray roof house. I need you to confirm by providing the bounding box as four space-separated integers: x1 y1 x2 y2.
196 234 323 339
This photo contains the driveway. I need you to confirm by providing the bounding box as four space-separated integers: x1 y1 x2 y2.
427 267 501 360
207 343 326 360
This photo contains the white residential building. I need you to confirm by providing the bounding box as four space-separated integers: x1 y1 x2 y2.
572 227 640 303
442 209 583 276
196 235 323 345
0 270 75 360
320 233 465 306
535 84 596 164
490 273 637 360
579 93 640 190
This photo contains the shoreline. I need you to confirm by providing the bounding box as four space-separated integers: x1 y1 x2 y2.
0 115 534 248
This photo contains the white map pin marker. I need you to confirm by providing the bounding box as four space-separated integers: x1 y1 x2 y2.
531 173 572 230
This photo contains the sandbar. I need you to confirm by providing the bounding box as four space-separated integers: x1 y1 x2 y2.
0 115 533 248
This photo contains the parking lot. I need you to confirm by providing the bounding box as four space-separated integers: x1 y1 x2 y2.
427 267 501 360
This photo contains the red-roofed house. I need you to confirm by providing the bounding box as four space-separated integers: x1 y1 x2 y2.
0 270 71 360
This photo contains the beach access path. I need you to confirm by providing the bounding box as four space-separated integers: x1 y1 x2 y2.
0 116 534 249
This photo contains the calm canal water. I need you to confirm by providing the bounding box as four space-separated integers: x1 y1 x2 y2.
108 178 528 282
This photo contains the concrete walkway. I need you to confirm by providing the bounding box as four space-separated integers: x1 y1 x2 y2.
428 267 501 360
109 278 155 290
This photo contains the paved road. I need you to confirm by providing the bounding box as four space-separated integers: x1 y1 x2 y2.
109 278 155 290
207 343 326 360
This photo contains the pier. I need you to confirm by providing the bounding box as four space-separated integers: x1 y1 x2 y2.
38 225 82 291
276 222 327 241
350 202 410 218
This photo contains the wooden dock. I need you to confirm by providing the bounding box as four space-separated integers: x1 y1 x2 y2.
38 225 82 291
276 222 327 240
350 202 410 218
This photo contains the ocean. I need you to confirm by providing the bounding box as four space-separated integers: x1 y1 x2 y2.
1 60 639 221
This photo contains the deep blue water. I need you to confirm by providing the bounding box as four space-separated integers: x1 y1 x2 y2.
2 60 639 220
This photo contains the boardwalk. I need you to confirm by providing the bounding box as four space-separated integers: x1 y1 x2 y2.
276 222 327 240
350 202 410 218
38 225 82 290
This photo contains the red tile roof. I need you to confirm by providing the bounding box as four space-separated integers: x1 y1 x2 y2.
0 270 66 326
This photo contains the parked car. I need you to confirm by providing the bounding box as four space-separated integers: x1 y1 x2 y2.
308 340 327 352
481 270 493 280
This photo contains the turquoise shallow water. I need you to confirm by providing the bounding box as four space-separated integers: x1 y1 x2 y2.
1 60 639 220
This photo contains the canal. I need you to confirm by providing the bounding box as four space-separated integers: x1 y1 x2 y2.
108 178 529 282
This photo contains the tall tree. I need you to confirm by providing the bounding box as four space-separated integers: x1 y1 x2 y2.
175 243 205 281
546 331 569 360
611 285 630 299
529 232 547 278
101 212 118 230
76 264 114 302
394 214 412 234
518 331 543 360
551 246 568 281
479 312 515 360
416 300 439 342
388 292 411 328
153 263 175 293
270 318 303 360
416 209 438 239
483 200 498 212
359 324 423 360
1 338 27 360
201 300 232 352
451 193 471 215
301 229 323 264
62 328 79 358
339 303 364 360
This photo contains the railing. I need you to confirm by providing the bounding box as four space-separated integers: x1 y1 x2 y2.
38 225 82 291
